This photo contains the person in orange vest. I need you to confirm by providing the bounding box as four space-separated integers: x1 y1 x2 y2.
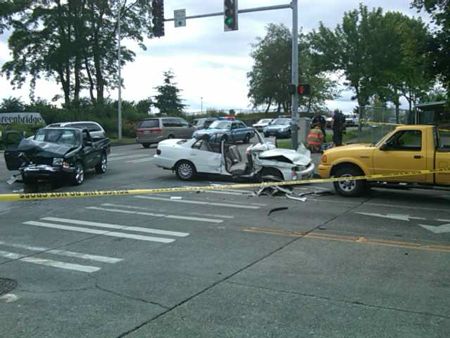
307 123 324 153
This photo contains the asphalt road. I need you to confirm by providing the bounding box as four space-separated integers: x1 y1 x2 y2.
0 144 449 337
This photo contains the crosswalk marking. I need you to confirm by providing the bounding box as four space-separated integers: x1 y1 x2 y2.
109 154 143 161
101 203 234 219
23 221 175 243
0 240 122 263
134 195 262 209
126 158 154 164
0 250 100 273
41 217 189 237
89 204 223 224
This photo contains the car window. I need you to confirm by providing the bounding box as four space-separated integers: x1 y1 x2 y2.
385 130 422 151
209 121 231 129
177 118 189 127
238 122 246 128
70 123 101 132
192 139 212 152
162 118 178 127
138 119 159 128
437 128 450 150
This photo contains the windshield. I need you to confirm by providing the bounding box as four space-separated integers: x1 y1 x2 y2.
258 119 272 124
271 118 291 125
209 121 231 129
34 129 79 146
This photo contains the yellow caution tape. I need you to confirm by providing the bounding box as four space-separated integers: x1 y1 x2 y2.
0 167 449 202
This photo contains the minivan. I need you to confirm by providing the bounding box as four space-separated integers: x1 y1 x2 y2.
136 117 195 148
46 121 106 138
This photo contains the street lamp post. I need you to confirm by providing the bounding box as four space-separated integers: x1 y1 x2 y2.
117 4 122 140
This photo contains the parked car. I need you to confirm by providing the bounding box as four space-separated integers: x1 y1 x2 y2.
318 125 450 196
193 120 255 144
46 121 106 138
193 117 218 130
4 128 110 186
136 117 195 148
153 132 314 181
252 118 273 132
344 114 359 127
263 118 292 138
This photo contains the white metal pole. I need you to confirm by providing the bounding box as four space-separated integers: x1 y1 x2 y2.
291 0 299 149
117 4 122 140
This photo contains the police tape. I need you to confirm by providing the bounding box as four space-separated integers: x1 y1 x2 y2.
0 167 449 202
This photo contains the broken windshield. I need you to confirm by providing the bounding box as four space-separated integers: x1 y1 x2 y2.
34 129 80 146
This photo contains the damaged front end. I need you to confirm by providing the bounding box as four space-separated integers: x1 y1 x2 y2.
254 144 315 181
5 139 79 184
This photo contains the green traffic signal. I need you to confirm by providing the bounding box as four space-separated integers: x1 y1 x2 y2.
225 17 234 26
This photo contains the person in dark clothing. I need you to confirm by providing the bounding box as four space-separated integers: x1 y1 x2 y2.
311 113 327 141
332 110 346 146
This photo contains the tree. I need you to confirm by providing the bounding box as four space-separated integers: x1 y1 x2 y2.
0 97 26 112
0 0 153 107
412 0 450 100
247 24 337 114
153 71 185 116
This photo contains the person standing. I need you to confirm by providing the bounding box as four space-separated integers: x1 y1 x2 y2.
307 123 324 153
311 113 327 142
332 110 345 146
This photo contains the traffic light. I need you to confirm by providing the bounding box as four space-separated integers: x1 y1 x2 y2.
297 84 311 96
152 0 165 37
224 0 238 31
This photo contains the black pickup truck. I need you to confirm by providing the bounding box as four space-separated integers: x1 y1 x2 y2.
4 127 110 186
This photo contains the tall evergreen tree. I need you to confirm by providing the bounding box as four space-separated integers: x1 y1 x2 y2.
153 71 185 116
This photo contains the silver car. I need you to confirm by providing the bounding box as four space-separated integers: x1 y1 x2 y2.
136 117 195 148
46 121 106 138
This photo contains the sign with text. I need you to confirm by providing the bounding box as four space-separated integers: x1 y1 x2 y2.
174 9 186 27
0 112 46 125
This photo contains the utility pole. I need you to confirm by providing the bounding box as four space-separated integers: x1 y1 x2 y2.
291 0 299 149
117 4 122 140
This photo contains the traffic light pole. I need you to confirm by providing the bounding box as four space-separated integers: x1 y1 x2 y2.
165 2 299 148
291 0 299 149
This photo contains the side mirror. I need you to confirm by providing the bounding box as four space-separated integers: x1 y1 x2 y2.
380 143 389 151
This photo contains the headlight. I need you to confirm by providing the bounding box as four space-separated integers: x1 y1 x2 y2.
52 158 64 166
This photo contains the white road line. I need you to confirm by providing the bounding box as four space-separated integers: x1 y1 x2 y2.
102 203 234 219
97 204 223 223
23 221 175 243
134 195 262 209
126 158 153 164
41 217 189 237
0 240 122 263
0 250 100 273
109 154 144 161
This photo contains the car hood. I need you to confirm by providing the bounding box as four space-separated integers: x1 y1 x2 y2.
196 128 228 134
16 139 77 158
259 146 311 165
324 143 374 155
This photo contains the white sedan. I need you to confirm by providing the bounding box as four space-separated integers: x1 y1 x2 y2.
153 133 315 181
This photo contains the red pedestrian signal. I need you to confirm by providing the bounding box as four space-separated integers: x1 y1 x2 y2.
297 84 311 96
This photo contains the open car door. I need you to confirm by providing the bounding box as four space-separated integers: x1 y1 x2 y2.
3 130 25 170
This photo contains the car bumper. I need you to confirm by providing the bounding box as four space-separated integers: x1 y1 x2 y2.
21 164 75 182
293 163 315 180
317 163 332 178
153 155 175 170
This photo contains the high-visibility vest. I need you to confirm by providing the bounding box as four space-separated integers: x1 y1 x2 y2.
307 128 324 146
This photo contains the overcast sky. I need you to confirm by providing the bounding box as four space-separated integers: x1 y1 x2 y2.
0 0 428 114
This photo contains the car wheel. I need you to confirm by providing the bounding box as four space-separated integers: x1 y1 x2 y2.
95 152 107 174
243 133 251 144
333 166 367 197
167 134 175 139
142 143 150 148
175 160 196 181
221 135 229 143
72 162 85 186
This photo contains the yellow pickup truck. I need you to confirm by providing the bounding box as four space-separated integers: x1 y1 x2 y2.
318 125 450 196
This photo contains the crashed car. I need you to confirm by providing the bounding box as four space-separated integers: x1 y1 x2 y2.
153 132 314 181
4 127 110 186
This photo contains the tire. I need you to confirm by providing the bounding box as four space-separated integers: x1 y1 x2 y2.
175 160 196 181
95 152 107 174
221 135 229 143
167 134 175 139
333 166 367 197
142 143 150 149
72 162 85 186
243 133 251 144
